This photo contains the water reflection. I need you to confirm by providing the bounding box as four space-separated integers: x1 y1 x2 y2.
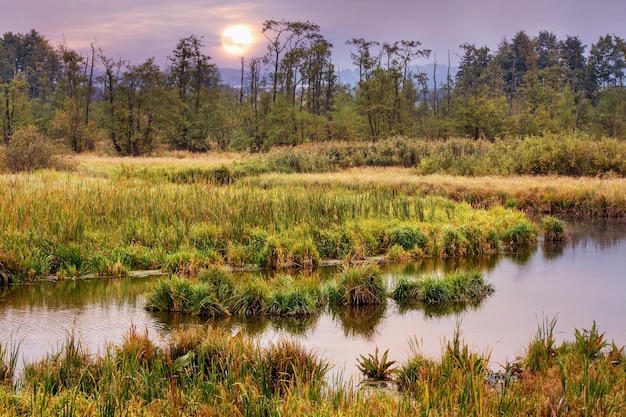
395 298 488 319
1 218 626 378
330 304 387 340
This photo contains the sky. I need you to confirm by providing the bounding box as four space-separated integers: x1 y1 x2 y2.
2 0 625 71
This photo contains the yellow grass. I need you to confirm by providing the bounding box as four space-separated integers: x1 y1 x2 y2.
254 168 626 215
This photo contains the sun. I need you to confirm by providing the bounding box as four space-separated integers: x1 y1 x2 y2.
222 25 254 56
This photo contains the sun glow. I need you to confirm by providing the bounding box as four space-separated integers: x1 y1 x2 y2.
222 25 254 56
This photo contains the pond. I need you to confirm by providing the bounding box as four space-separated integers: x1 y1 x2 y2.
1 218 625 381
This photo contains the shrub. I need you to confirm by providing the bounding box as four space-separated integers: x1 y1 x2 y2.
1 126 62 172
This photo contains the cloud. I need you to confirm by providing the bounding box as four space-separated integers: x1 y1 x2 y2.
2 0 625 69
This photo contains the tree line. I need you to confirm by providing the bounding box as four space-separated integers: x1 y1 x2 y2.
0 22 625 156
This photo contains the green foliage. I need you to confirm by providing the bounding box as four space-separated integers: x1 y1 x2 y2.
501 220 537 249
389 226 427 250
525 315 558 372
267 287 319 317
331 264 386 306
1 125 63 172
356 347 397 381
391 271 494 306
542 216 566 242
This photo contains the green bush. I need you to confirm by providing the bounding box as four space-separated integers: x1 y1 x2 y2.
1 126 63 173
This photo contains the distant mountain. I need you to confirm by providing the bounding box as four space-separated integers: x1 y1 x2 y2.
219 63 458 91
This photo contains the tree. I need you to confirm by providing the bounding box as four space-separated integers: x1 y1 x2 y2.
52 42 95 152
0 30 60 101
262 19 321 102
589 34 625 90
346 38 379 82
111 59 183 155
0 78 30 143
167 35 221 151
168 34 220 111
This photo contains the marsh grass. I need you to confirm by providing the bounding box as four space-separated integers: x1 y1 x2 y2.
525 315 559 372
542 215 567 242
0 160 538 283
330 264 386 306
4 320 626 416
147 269 324 318
391 271 494 306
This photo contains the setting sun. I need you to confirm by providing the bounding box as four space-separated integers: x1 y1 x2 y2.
222 24 254 56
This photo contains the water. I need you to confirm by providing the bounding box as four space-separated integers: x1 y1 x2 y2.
1 219 625 380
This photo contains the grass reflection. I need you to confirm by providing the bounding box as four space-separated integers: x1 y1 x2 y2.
330 303 387 340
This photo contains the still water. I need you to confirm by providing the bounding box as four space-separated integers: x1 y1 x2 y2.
1 219 625 380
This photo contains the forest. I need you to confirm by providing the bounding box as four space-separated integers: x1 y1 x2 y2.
0 20 625 161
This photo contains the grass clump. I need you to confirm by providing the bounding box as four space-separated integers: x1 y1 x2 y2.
501 220 537 250
329 264 386 306
391 271 494 305
542 215 567 242
146 270 322 318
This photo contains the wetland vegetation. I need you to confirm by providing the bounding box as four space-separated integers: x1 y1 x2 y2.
1 149 625 415
1 319 626 416
2 21 626 416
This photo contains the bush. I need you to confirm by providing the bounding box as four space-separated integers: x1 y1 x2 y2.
1 126 63 172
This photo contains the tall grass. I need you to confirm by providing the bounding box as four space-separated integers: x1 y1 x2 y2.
8 135 621 284
0 165 536 283
5 320 625 416
328 264 386 307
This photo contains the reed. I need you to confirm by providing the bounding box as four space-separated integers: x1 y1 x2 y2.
0 339 19 388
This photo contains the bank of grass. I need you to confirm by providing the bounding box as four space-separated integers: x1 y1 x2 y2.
0 165 536 284
2 321 625 416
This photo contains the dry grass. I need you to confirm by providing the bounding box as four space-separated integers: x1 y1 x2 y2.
255 168 626 216
75 151 247 176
